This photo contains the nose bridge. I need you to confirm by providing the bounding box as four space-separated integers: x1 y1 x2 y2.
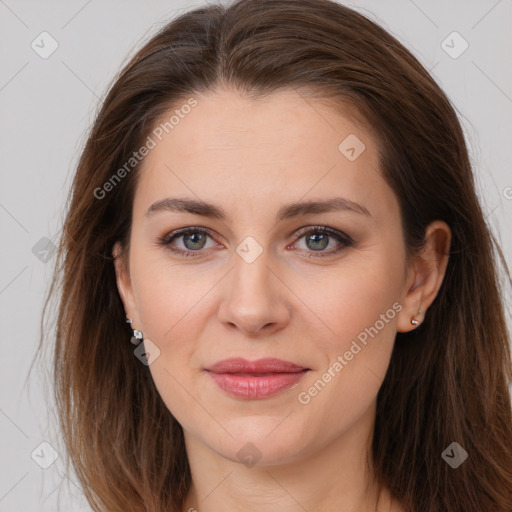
217 241 290 334
233 244 272 297
231 244 275 311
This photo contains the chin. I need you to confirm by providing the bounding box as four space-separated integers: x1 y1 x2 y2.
204 423 308 467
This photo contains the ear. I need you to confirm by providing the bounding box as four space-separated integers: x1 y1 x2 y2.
397 220 451 333
112 241 138 323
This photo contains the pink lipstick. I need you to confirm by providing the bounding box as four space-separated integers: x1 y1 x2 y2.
204 357 309 399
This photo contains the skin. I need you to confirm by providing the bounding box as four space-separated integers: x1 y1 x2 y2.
113 87 451 512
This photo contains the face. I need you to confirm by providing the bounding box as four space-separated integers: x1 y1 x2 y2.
114 87 417 467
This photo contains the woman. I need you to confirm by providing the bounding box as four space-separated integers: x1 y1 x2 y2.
39 0 512 510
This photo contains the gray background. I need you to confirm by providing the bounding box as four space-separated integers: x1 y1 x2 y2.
1 0 511 510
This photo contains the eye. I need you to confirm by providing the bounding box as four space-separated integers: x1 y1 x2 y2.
158 226 354 258
290 226 354 258
158 227 219 257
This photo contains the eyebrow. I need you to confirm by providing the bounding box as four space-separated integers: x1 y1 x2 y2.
146 197 371 221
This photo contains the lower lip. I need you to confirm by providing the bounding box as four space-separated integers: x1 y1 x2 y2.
206 370 309 399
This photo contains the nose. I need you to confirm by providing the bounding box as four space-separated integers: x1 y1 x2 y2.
217 252 291 337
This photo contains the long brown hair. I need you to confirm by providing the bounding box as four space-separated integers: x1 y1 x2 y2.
32 0 512 510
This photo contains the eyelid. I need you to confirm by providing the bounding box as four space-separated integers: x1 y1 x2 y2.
291 225 354 245
158 226 218 253
159 225 354 258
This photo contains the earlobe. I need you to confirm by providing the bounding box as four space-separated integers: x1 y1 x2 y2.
396 220 451 333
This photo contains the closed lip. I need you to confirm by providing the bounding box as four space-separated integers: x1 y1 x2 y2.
205 357 309 374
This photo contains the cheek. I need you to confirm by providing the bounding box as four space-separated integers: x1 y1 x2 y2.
130 254 219 416
293 255 401 412
300 256 402 352
294 295 398 444
130 249 214 346
132 259 208 428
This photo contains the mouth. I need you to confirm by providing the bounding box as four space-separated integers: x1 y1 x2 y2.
204 358 310 399
205 357 309 374
227 372 301 376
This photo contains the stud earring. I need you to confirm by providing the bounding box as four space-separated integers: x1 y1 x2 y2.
411 308 423 327
126 317 143 346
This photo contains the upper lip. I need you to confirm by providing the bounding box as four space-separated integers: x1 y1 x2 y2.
205 358 308 374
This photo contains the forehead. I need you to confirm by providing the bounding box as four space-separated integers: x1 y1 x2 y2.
133 87 395 223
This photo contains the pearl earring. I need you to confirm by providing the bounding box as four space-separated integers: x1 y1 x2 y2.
411 308 423 327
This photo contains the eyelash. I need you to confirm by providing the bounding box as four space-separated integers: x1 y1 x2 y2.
158 226 354 259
